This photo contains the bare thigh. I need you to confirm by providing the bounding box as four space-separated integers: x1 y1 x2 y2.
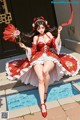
33 64 44 81
43 61 55 73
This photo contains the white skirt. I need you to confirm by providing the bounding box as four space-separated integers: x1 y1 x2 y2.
19 53 66 87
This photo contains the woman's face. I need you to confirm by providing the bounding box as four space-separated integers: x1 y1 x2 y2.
37 24 45 35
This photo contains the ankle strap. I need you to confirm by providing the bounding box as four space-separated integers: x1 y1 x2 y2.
40 103 45 106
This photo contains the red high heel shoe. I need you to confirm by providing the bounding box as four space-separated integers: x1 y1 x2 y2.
40 103 47 118
44 93 47 103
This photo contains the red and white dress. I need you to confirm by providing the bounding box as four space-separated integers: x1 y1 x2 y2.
6 34 79 87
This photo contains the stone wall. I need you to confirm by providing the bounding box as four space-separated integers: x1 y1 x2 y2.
53 0 80 53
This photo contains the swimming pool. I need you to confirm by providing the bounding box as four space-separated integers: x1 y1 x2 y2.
6 82 80 111
75 81 80 86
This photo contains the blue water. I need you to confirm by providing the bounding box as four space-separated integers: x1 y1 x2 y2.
76 81 80 86
6 82 80 110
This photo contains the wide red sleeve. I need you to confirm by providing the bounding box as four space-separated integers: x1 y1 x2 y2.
31 43 37 56
26 43 37 61
51 37 56 50
51 37 61 55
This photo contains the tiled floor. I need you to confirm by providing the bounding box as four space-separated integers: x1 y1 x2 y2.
9 102 80 120
63 102 80 120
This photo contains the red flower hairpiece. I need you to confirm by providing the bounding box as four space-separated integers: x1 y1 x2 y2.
33 17 37 22
32 16 50 30
40 16 44 19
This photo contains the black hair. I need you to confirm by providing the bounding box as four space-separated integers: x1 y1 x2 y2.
35 20 47 31
20 18 58 47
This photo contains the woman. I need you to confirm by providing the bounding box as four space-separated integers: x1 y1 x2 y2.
4 16 79 118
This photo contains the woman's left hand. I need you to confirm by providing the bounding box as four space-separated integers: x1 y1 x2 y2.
18 42 26 49
58 26 62 34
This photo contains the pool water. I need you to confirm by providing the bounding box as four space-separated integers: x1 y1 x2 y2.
6 82 80 110
75 81 80 86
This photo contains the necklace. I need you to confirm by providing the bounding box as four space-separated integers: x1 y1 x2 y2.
39 34 47 44
42 34 46 43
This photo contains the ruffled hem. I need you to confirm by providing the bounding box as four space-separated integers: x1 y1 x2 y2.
5 53 80 87
60 53 80 76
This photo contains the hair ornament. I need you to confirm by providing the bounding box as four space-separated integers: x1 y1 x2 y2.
32 16 49 30
45 21 48 24
33 17 37 22
32 23 35 27
40 16 44 19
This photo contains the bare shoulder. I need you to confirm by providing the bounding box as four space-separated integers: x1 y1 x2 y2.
33 35 38 44
33 35 38 40
46 32 53 38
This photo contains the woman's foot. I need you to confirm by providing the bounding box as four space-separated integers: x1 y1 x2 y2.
40 103 47 117
44 93 47 103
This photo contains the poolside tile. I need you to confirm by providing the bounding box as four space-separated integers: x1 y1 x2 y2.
72 83 80 91
65 105 80 120
67 117 71 120
29 105 41 113
6 85 36 95
38 111 56 120
0 90 5 96
62 102 79 111
47 107 67 120
58 97 75 105
9 117 24 120
46 100 60 109
24 114 35 120
29 101 60 114
24 111 45 120
24 106 67 120
9 107 30 119
0 79 17 90
63 74 80 83
0 96 7 111
71 94 80 102
0 72 7 81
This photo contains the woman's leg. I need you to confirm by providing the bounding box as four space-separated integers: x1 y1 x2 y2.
43 61 55 95
33 64 46 112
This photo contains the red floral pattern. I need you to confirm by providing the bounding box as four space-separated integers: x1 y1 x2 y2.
3 24 19 43
8 58 29 76
60 54 77 73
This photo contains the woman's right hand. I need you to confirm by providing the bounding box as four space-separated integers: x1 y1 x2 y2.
18 42 26 49
58 26 62 33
